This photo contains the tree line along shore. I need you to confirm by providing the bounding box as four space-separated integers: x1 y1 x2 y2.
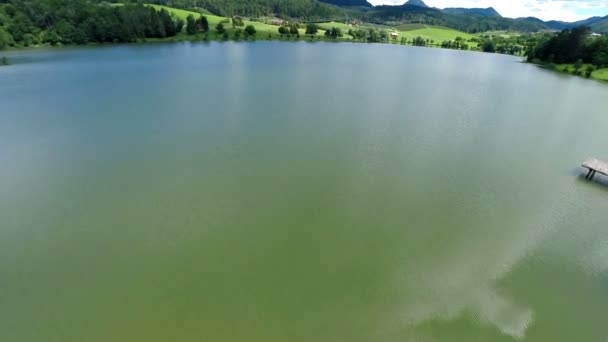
1 1 607 82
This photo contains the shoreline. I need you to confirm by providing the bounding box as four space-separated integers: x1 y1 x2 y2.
0 33 513 61
527 60 608 83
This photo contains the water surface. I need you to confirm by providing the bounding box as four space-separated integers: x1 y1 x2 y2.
1 42 608 341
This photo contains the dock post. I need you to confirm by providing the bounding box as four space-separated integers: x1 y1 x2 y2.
582 158 608 181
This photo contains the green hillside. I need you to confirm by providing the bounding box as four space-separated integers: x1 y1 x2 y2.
147 4 328 38
398 25 475 42
149 5 476 46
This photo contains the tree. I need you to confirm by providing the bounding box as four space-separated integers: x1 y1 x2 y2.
584 65 596 78
289 25 299 35
186 15 197 35
0 27 15 49
244 25 256 36
232 16 244 28
325 27 342 39
8 13 34 42
198 16 209 32
216 22 225 34
379 30 388 42
305 23 318 35
367 28 379 42
413 36 426 46
176 18 185 33
44 29 62 45
159 9 177 37
234 28 243 40
481 40 496 53
278 26 289 35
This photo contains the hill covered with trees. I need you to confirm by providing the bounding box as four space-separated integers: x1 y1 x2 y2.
147 0 342 18
527 26 608 67
146 0 588 33
365 4 546 33
0 0 184 48
317 0 371 7
443 7 501 17
2 0 608 52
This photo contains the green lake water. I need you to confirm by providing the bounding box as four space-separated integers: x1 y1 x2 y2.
1 42 608 341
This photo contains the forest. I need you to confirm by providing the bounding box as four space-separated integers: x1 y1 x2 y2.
146 0 342 19
527 26 608 67
0 0 182 48
146 0 555 33
1 0 592 51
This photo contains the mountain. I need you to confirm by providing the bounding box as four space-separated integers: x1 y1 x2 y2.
369 4 545 32
590 17 608 32
404 0 428 8
573 16 605 27
318 0 372 7
520 17 546 25
521 15 608 32
155 0 608 33
543 20 570 30
443 7 501 17
520 16 569 30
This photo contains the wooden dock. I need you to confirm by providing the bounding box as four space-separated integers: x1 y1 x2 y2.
582 158 608 180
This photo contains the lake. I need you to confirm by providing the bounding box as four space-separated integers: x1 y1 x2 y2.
1 42 608 341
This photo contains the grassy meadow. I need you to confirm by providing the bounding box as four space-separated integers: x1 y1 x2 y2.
534 62 608 82
557 64 608 81
146 4 330 40
591 68 608 81
397 26 476 45
136 4 476 47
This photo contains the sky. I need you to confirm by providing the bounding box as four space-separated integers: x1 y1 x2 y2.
366 0 608 21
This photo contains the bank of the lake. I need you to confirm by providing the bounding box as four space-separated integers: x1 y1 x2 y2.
529 59 608 82
2 42 608 342
0 2 484 53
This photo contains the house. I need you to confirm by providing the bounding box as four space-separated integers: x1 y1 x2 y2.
390 31 399 40
271 18 285 26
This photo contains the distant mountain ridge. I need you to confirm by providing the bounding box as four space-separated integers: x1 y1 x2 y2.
404 0 428 7
521 15 608 32
317 0 372 7
316 0 608 32
443 7 501 17
187 0 608 33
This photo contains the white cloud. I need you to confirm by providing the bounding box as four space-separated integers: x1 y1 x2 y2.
367 0 608 21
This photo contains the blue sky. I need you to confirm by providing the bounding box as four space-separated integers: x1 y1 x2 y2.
367 0 608 21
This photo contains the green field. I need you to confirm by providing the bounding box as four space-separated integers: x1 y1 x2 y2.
402 26 473 41
395 23 428 31
147 4 328 39
542 63 608 82
592 68 608 81
114 4 476 47
317 21 352 31
394 25 476 47
479 30 522 39
146 4 475 46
